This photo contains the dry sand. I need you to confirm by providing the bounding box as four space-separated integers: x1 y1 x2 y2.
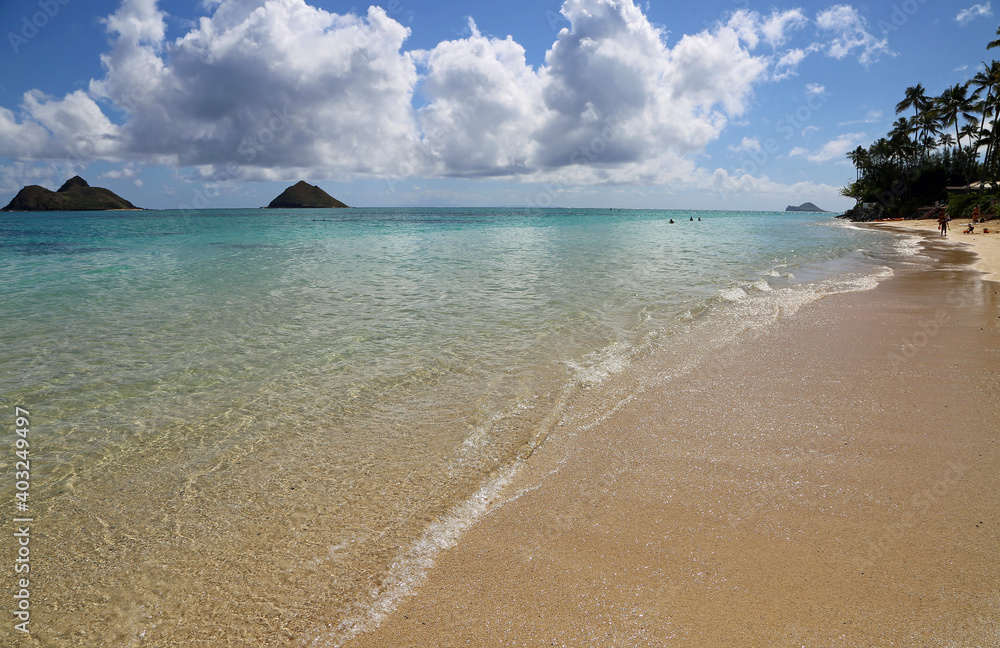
869 218 1000 281
342 234 1000 648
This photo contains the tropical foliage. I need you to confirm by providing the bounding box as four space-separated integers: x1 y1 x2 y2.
842 30 1000 219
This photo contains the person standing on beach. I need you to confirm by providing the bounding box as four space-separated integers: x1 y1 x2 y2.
939 211 949 237
972 206 980 224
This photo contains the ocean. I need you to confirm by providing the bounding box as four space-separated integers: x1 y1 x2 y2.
0 207 916 645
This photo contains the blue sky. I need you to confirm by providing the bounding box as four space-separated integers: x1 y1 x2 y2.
0 0 997 211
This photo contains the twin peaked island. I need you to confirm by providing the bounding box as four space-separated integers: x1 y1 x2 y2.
2 176 138 211
5 177 817 214
1 178 349 211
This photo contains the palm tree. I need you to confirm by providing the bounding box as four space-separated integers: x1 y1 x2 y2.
914 109 943 155
888 117 911 143
896 84 931 119
847 145 869 189
970 62 1000 139
937 83 974 154
869 138 893 167
970 61 1000 189
988 25 1000 50
895 84 932 147
960 121 983 152
888 117 918 164
958 120 984 183
839 32 1000 212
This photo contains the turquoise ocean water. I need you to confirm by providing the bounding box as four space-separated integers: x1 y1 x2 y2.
0 208 915 645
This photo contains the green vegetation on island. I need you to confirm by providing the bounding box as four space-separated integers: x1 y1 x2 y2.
785 202 827 212
2 176 139 212
266 181 349 209
841 28 1000 222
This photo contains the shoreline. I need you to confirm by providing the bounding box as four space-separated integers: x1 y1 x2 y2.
2 209 919 646
341 230 1000 646
865 217 1000 282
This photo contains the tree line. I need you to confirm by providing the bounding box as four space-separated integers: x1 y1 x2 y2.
842 28 1000 220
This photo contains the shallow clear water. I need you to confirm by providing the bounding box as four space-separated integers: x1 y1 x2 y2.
0 207 912 645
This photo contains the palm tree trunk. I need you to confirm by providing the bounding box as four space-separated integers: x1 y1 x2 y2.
983 118 1000 192
978 86 995 193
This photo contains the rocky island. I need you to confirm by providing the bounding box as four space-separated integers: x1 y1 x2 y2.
266 181 349 209
2 176 139 211
784 202 828 212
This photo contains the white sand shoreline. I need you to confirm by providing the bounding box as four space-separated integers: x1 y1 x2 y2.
343 222 1000 647
865 218 1000 281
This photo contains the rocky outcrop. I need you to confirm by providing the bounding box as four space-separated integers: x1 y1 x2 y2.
2 176 139 211
837 203 888 222
266 181 349 208
785 202 827 212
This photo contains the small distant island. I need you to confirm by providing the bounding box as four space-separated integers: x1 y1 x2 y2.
266 181 349 209
785 202 828 213
2 176 139 212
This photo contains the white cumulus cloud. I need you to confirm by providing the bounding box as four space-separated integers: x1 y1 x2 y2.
422 0 775 179
761 9 810 48
791 133 866 163
107 0 420 177
956 3 992 25
729 137 762 154
416 20 546 177
0 90 121 162
0 0 884 194
816 5 893 66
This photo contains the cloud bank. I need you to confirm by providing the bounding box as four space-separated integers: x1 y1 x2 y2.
0 0 887 193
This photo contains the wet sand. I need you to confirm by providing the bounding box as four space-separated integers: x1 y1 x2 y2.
340 233 1000 646
870 218 1000 281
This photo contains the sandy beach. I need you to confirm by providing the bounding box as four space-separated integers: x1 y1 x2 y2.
340 231 1000 646
869 218 1000 282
